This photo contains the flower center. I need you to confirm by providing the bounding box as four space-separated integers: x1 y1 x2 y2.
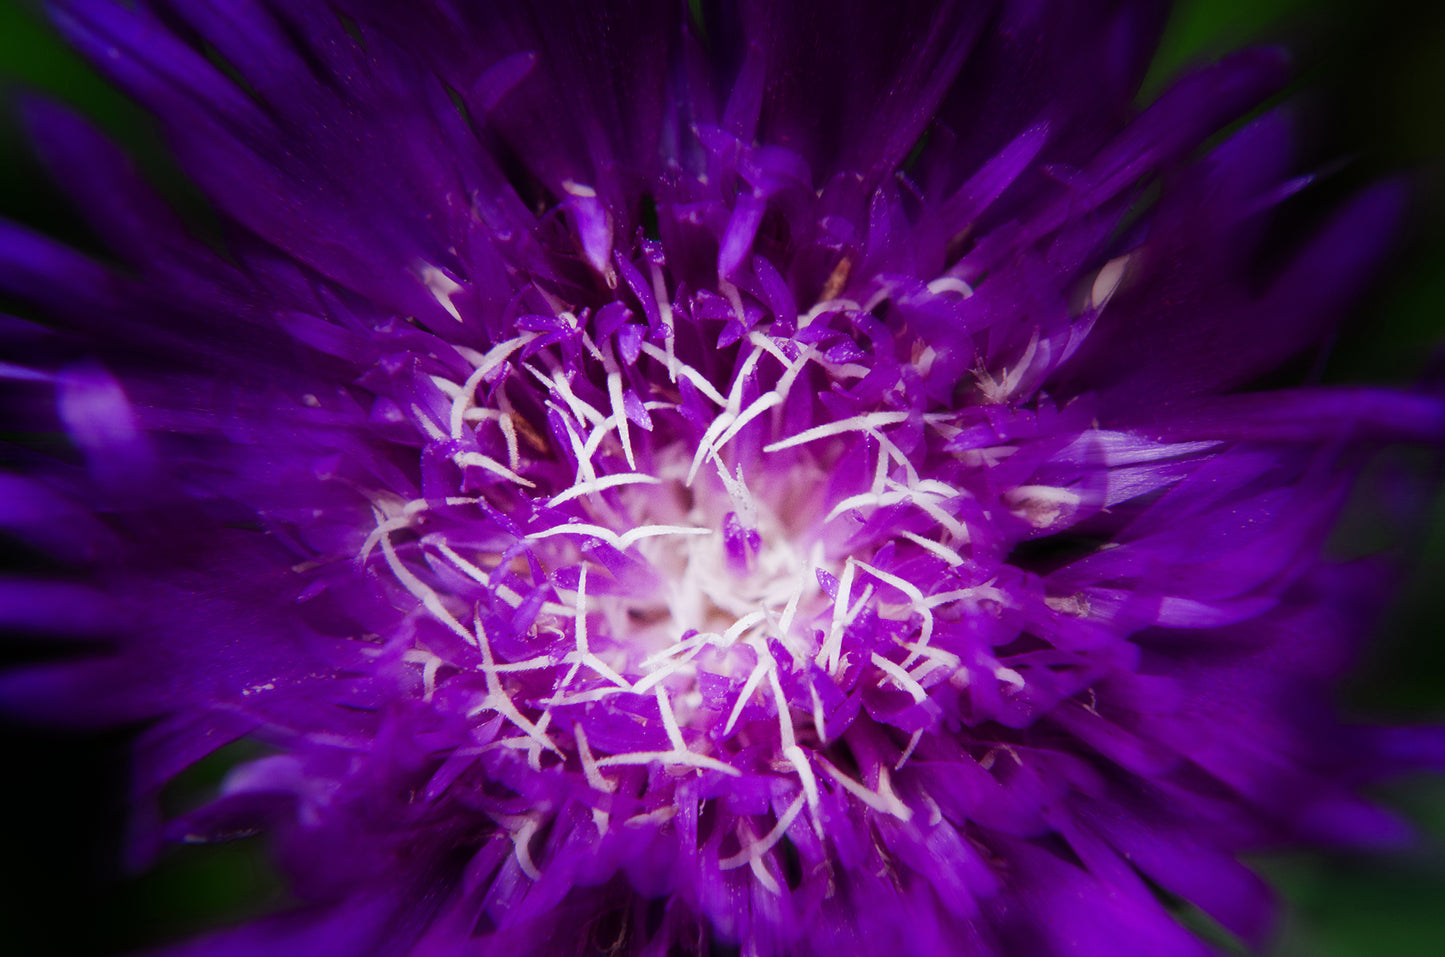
364 270 1037 819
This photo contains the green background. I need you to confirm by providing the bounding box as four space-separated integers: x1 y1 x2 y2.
2 0 1444 954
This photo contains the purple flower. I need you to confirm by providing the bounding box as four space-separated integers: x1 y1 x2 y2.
3 1 1443 954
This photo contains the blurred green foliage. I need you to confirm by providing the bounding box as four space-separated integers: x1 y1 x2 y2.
2 0 1443 954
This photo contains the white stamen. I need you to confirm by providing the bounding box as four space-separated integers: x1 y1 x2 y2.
640 632 717 668
379 533 475 647
432 541 491 585
509 815 543 880
926 276 975 298
819 559 857 675
776 560 811 643
871 436 891 494
720 279 749 329
545 472 661 507
798 298 861 329
420 264 464 322
481 655 556 674
993 665 1026 694
594 750 739 776
360 515 413 564
723 611 767 646
871 652 928 704
411 405 447 441
724 655 772 736
540 687 633 707
573 724 613 834
528 363 606 427
468 618 560 757
641 261 678 382
712 391 782 458
574 724 614 792
574 564 590 653
526 523 710 551
763 410 910 453
766 665 820 820
639 342 726 406
895 730 923 770
685 411 738 487
901 530 966 566
902 643 962 678
454 451 535 488
923 584 1011 610
403 648 446 701
718 794 806 870
654 684 688 752
1006 484 1083 528
903 493 971 543
607 371 636 470
1091 255 1128 309
625 808 678 829
545 401 599 485
497 401 522 470
749 854 782 896
810 682 828 744
630 639 711 695
853 559 933 648
724 345 768 416
556 566 631 692
818 758 912 821
448 335 531 438
745 330 792 367
978 327 1041 404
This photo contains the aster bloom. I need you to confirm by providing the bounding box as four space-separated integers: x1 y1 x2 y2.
3 1 1444 955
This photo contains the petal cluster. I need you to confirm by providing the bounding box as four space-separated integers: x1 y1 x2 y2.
2 2 1443 956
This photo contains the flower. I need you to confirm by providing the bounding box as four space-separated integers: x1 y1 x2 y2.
3 1 1444 954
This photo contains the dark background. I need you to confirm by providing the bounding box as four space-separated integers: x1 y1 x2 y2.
2 0 1444 954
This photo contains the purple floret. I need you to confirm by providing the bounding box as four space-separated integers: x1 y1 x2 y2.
2 2 1443 955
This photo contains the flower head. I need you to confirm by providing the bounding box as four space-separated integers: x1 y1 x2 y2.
3 2 1444 955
